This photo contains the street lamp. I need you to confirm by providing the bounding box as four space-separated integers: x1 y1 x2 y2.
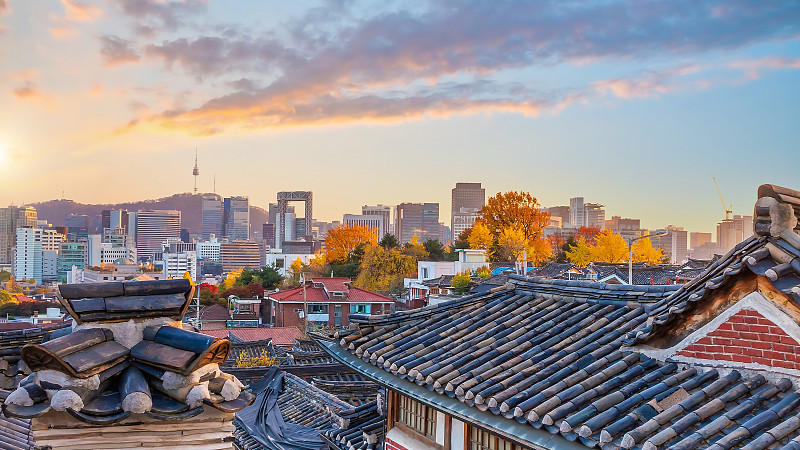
626 230 668 285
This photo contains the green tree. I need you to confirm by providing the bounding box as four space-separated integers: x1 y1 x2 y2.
423 239 446 261
0 271 11 282
379 233 400 249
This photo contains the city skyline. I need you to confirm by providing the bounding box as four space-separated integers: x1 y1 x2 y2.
0 1 798 235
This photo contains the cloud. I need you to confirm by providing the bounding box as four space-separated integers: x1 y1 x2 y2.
48 25 77 39
124 0 800 133
13 81 45 99
0 0 8 16
61 0 103 21
116 0 207 33
730 56 800 79
100 35 140 66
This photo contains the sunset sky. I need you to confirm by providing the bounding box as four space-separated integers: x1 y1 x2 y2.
0 0 798 234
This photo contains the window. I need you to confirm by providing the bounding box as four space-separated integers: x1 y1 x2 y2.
350 303 370 314
469 427 528 450
397 395 436 439
308 303 328 314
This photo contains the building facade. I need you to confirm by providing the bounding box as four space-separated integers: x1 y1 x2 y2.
224 196 250 241
651 225 689 264
221 240 263 273
451 182 485 238
57 241 87 281
135 209 181 262
395 202 442 244
14 228 42 283
162 250 197 280
201 194 223 240
0 205 37 264
717 214 754 252
343 214 384 239
362 205 392 239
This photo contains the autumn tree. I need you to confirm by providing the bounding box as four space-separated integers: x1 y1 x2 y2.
467 222 493 250
451 271 473 295
575 226 601 245
590 229 628 263
497 226 527 262
354 246 417 294
423 239 446 261
566 236 593 268
401 234 429 260
325 224 378 263
289 257 304 286
632 238 665 265
379 234 400 250
305 252 329 277
479 191 550 241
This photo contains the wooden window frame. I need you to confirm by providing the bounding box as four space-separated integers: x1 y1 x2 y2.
388 390 445 450
466 424 530 450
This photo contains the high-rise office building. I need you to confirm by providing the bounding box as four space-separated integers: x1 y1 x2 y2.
362 205 392 239
0 205 37 264
262 223 275 248
451 183 485 239
102 210 129 233
343 214 384 239
585 203 606 230
58 242 87 281
201 194 223 240
65 213 91 240
395 203 442 244
14 228 43 283
268 203 294 226
690 232 713 250
223 196 250 241
717 215 754 252
221 240 263 273
569 197 585 228
135 210 181 262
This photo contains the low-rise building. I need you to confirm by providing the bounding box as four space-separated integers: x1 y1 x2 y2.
267 277 393 329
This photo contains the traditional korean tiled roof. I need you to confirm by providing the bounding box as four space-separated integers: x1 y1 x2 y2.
200 327 304 347
627 232 800 346
234 368 383 450
322 270 800 450
422 274 455 288
534 262 584 279
0 390 34 450
0 323 71 391
223 338 276 367
1 280 254 425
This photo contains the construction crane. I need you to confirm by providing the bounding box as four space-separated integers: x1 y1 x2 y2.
713 177 733 220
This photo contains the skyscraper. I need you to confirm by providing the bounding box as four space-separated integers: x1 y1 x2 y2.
362 205 392 239
451 183 485 239
569 197 585 228
135 210 181 262
395 203 442 244
102 209 129 233
0 206 37 264
223 196 250 241
14 227 42 283
201 194 223 240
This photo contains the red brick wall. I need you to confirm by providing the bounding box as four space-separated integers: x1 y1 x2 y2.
386 437 410 450
677 308 800 370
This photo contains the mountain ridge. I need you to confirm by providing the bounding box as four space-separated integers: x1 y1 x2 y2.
25 193 268 235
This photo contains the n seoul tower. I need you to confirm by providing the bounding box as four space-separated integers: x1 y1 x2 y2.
192 150 199 194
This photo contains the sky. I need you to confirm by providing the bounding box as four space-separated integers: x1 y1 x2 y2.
0 0 798 234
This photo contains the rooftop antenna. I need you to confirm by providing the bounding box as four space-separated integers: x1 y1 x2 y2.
192 149 199 194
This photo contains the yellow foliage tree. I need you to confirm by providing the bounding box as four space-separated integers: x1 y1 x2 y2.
451 271 473 294
467 222 493 250
632 238 665 265
183 271 195 286
235 349 277 368
401 233 429 260
496 226 552 265
306 252 328 276
590 229 628 263
479 191 550 241
566 236 593 268
474 265 491 278
220 268 242 290
325 224 377 263
354 245 417 293
289 257 304 285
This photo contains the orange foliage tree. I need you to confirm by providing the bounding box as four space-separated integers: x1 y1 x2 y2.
475 191 552 262
325 224 378 263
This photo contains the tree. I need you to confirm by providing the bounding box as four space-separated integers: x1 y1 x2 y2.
575 226 601 245
590 229 628 263
451 271 473 295
479 191 550 241
0 290 12 304
566 236 593 268
497 226 527 262
289 257 304 285
0 271 11 282
632 238 665 265
452 228 471 250
423 239 446 261
379 234 400 250
325 224 378 263
474 266 491 279
255 265 283 290
354 246 417 294
401 234 429 260
305 252 329 277
467 222 493 250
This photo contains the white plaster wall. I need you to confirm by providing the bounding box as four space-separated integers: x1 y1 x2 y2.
451 418 465 450
435 411 446 446
387 427 435 450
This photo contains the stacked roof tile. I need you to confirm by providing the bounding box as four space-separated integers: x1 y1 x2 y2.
1 280 254 426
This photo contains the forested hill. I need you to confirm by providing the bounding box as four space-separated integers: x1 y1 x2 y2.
26 193 268 234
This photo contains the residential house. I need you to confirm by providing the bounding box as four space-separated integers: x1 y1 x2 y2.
267 277 394 329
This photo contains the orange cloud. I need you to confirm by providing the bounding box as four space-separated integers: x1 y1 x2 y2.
730 57 800 79
61 0 103 21
48 25 77 38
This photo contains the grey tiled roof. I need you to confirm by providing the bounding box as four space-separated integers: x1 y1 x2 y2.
627 232 800 346
0 390 33 450
332 274 800 449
